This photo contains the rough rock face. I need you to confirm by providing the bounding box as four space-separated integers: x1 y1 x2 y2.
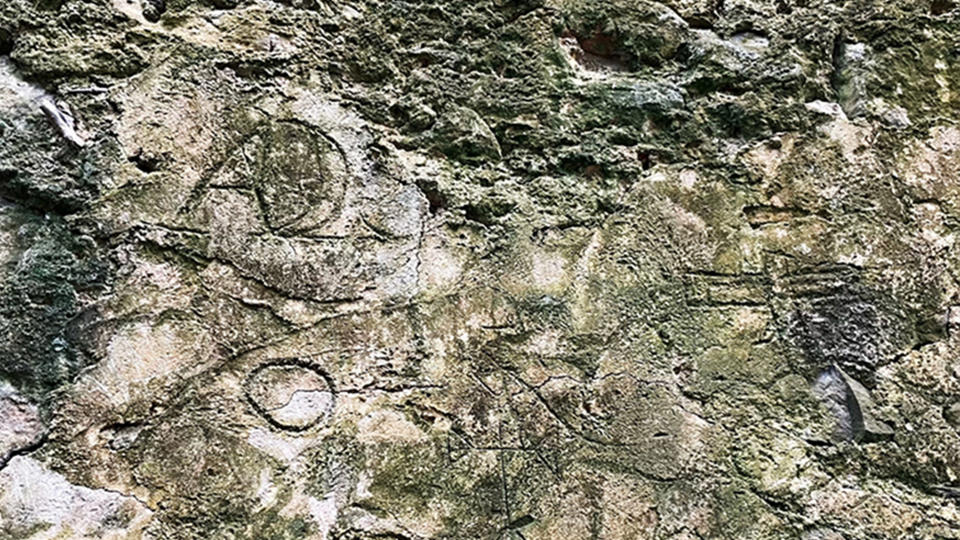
1 0 960 538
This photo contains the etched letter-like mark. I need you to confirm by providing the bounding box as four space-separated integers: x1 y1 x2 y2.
244 361 335 432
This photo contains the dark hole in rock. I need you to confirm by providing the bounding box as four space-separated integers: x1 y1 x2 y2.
930 485 960 498
128 150 162 173
684 16 714 30
142 0 166 22
282 0 322 8
559 153 596 175
0 28 12 56
463 200 514 226
506 515 535 530
607 131 637 147
102 422 144 451
932 0 955 15
564 27 633 72
943 402 960 428
637 150 654 170
418 183 445 214
35 0 64 11
576 29 620 58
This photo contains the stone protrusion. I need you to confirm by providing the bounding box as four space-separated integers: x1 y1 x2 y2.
812 365 894 443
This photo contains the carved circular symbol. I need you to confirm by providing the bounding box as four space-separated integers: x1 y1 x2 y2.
248 122 348 232
244 361 334 431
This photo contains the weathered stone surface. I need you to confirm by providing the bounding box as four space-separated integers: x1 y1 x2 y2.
0 455 152 539
2 0 960 538
0 382 43 465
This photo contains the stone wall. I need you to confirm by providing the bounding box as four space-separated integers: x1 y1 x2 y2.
2 0 960 538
